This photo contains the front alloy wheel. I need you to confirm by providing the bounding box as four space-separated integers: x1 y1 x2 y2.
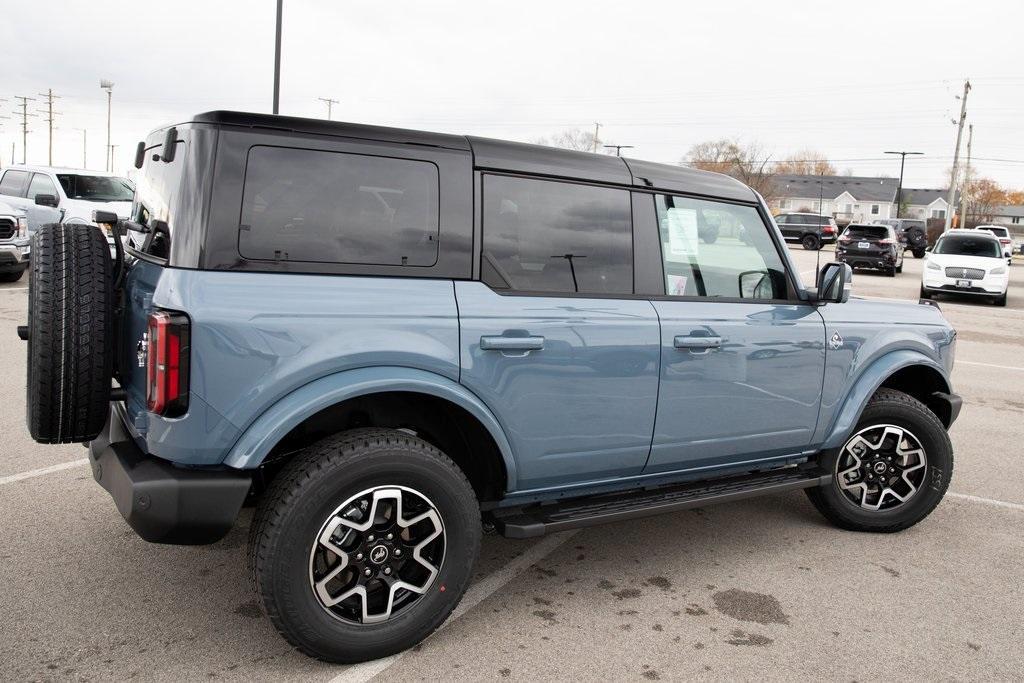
835 424 927 511
310 485 445 625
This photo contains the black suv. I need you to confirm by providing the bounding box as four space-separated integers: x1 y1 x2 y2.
872 218 928 258
773 212 838 250
836 223 905 276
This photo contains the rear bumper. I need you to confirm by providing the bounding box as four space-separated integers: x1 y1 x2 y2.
88 406 251 544
836 252 895 269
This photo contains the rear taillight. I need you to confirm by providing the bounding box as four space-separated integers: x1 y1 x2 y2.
146 310 190 417
839 236 851 243
822 226 835 234
879 238 894 245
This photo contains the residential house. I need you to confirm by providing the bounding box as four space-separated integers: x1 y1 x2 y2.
771 174 956 225
989 204 1024 226
771 174 899 223
900 188 954 220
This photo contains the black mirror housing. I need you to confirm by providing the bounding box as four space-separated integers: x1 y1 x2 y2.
34 194 58 208
161 127 178 163
815 262 852 304
92 210 119 225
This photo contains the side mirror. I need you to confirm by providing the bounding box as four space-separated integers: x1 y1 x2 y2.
34 194 58 208
161 127 178 163
92 210 119 225
816 262 852 304
738 270 772 299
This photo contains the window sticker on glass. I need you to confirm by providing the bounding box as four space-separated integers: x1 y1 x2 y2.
665 208 698 257
667 274 688 296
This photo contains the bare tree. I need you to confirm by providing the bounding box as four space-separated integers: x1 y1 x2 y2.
535 128 600 152
773 149 836 176
681 138 778 204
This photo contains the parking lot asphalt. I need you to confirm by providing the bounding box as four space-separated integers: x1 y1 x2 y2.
1 249 1022 682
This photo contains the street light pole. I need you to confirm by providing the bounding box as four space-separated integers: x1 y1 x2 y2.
273 0 283 114
603 144 633 157
100 80 114 171
77 128 87 168
884 150 923 218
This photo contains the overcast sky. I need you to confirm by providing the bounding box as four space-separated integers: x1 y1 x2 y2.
3 0 1023 189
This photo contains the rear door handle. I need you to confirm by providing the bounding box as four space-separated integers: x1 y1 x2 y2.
480 335 545 351
673 335 722 351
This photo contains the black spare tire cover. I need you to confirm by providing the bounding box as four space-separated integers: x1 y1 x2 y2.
27 223 113 443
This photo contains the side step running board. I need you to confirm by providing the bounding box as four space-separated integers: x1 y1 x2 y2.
493 468 831 539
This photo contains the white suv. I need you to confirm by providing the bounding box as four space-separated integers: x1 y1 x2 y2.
922 231 1009 306
0 166 134 231
972 225 1013 264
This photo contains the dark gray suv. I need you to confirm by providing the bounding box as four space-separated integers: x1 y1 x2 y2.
774 212 839 250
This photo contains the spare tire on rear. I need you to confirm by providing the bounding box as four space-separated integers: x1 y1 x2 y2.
27 223 113 443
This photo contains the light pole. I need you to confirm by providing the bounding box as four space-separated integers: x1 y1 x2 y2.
76 128 87 168
100 80 114 171
273 0 283 114
884 151 923 218
603 144 633 157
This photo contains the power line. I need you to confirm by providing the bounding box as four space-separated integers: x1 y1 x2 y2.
317 97 339 120
12 96 36 164
37 89 62 166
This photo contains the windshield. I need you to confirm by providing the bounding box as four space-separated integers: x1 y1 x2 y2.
57 174 134 202
844 225 888 240
935 236 1002 257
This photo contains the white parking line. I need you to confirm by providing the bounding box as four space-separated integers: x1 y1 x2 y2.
0 458 88 486
957 360 1024 372
0 286 28 292
328 530 579 683
948 492 1024 512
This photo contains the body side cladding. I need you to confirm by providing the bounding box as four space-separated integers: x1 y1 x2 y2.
221 366 518 490
821 349 952 450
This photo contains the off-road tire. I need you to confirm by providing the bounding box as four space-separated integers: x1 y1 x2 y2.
806 388 952 533
912 248 927 259
27 223 113 443
802 234 821 250
249 428 482 663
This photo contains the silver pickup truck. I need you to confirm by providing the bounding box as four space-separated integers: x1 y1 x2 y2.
0 199 30 282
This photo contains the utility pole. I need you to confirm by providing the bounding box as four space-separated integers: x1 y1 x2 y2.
317 97 339 120
944 79 970 232
0 100 7 169
273 0 283 114
76 128 88 168
958 124 973 226
100 80 114 171
37 89 61 166
884 150 923 218
592 122 601 153
13 96 36 164
603 144 634 157
109 145 119 174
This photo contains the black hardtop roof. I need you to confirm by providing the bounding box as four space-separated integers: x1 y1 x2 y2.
188 111 757 202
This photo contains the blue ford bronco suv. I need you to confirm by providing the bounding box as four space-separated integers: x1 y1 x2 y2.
21 112 961 663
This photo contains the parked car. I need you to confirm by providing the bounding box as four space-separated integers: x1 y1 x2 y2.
872 218 928 258
21 111 962 664
773 212 838 250
921 231 1008 306
0 199 30 282
971 225 1013 264
836 223 905 276
0 165 134 254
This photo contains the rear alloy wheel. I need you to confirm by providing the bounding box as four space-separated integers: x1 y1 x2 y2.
802 234 821 250
806 388 952 532
250 428 481 663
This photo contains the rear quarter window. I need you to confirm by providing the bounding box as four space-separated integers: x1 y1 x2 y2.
238 146 440 267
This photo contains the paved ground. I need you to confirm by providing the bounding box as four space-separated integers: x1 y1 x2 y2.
1 249 1022 682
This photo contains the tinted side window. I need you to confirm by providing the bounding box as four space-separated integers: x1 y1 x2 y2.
481 175 632 295
239 146 439 266
655 195 787 300
28 173 58 199
0 170 29 197
775 214 790 223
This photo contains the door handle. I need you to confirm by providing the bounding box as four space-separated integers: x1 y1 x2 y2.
480 335 545 351
673 335 722 351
